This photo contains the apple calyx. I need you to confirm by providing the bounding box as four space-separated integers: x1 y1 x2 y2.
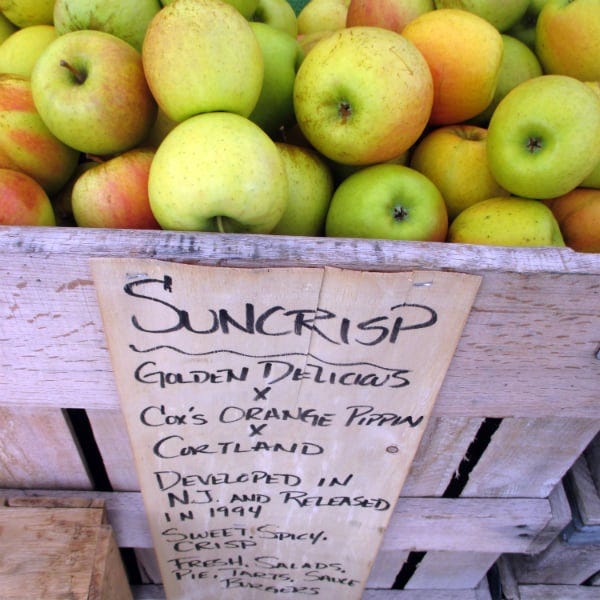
338 101 352 124
526 136 543 153
59 60 87 85
393 204 409 221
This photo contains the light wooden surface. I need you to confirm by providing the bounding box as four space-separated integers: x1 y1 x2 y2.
1 226 599 418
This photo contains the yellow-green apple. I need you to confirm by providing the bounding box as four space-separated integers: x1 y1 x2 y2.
297 0 350 35
0 0 54 27
325 164 448 241
402 8 503 125
0 167 55 225
0 74 80 194
251 0 298 37
328 149 409 185
271 142 334 236
433 0 529 32
448 196 565 246
162 0 260 18
410 125 510 221
543 187 600 252
293 26 433 165
53 0 162 52
148 112 288 233
71 148 161 229
0 25 57 78
535 0 600 82
471 34 543 126
346 0 433 32
580 81 600 188
486 75 600 199
248 22 304 137
142 0 264 122
0 12 17 44
31 30 157 156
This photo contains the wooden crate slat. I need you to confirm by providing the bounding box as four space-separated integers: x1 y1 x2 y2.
0 407 92 489
518 585 600 599
403 551 498 590
365 549 410 589
401 417 483 497
87 409 140 491
1 228 599 419
0 488 557 555
460 417 600 498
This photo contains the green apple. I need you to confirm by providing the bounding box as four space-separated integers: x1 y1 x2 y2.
53 0 162 52
31 30 157 156
346 0 434 32
0 167 55 226
0 25 58 78
0 0 54 27
0 12 17 44
297 0 350 35
271 142 334 236
248 21 304 137
72 148 161 229
251 0 298 37
148 112 288 233
471 34 543 126
487 75 600 199
410 125 510 221
325 164 448 241
293 26 433 165
448 197 565 247
0 74 80 194
144 108 179 149
535 0 600 82
142 0 264 122
433 0 530 32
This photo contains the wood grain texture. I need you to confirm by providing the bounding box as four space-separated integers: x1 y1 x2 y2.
1 227 599 418
0 407 91 489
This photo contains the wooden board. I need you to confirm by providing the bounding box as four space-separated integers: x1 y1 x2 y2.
91 259 480 600
1 227 599 419
0 497 132 600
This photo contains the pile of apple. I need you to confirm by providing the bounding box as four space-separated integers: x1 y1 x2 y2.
0 0 599 252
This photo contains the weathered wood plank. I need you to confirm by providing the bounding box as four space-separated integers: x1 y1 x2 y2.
1 227 599 418
404 551 498 590
86 409 140 491
0 407 91 489
401 417 483 497
461 418 600 498
0 488 556 555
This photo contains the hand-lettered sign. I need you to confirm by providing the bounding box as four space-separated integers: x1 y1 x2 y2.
91 260 481 600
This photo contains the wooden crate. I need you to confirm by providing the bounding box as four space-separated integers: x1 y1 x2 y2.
1 226 599 595
0 495 132 600
499 433 600 592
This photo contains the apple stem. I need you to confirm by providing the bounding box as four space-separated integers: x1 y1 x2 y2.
216 215 227 234
60 59 86 84
85 153 106 164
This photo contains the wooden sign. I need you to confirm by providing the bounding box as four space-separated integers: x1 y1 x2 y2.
92 259 481 600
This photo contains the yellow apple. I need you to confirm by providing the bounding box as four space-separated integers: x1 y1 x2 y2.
142 0 264 122
271 142 334 236
410 125 510 221
148 112 289 234
293 26 433 165
0 25 57 78
297 0 350 35
535 0 600 81
448 197 565 246
0 12 17 44
0 0 54 27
